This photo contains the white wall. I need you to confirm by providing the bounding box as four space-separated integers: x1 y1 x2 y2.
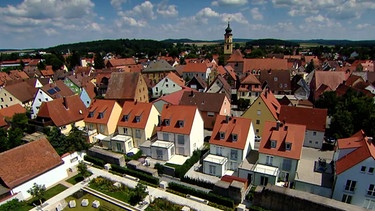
189 109 204 154
258 153 298 182
152 77 182 98
11 163 68 200
203 161 225 177
144 105 159 140
294 180 332 198
332 157 375 207
304 130 324 149
31 90 52 119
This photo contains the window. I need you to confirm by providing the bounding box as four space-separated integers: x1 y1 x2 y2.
368 184 375 196
135 116 140 122
135 129 141 139
255 129 259 133
369 167 374 174
0 98 3 102
207 112 215 117
9 97 12 101
156 87 158 92
260 176 268 186
123 128 128 134
178 120 184 127
341 194 352 204
156 149 163 159
257 110 261 115
266 156 273 165
285 143 292 150
361 166 367 173
345 180 357 192
271 140 277 148
98 112 104 119
363 199 375 210
274 77 278 82
256 120 260 124
165 119 170 126
313 131 317 136
123 115 129 121
177 135 184 145
230 149 238 160
127 141 132 150
99 124 105 133
282 159 292 171
216 146 222 156
209 165 216 175
219 132 225 139
232 134 238 141
163 133 169 141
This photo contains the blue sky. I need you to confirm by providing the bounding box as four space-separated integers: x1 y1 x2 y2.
1 0 375 49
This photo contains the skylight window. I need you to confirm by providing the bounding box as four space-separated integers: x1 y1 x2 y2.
135 116 141 122
165 119 170 126
123 114 129 121
271 140 277 148
219 132 225 140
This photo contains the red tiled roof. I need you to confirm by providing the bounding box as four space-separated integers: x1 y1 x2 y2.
9 70 29 80
0 104 26 119
180 92 227 112
153 88 196 105
210 115 252 150
84 99 118 124
314 71 346 91
0 138 63 188
227 49 244 62
260 90 281 119
117 101 154 129
241 74 261 85
314 84 332 100
336 130 375 175
37 95 87 127
108 58 136 67
41 80 75 99
345 74 363 86
279 105 327 132
4 81 37 103
259 69 291 92
259 121 306 160
243 58 289 73
40 65 54 77
166 72 185 87
157 104 197 135
105 72 142 100
182 62 207 73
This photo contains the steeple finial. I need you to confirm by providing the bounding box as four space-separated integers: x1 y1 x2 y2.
225 17 232 33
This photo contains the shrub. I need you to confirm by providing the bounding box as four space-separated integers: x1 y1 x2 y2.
111 164 159 185
125 150 143 162
84 155 105 166
0 199 25 211
168 182 234 208
181 176 214 189
172 149 207 178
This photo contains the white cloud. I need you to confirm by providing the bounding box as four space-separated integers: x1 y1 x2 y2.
126 1 156 20
157 1 178 17
111 0 126 9
250 7 263 20
119 16 147 27
211 0 248 6
221 12 249 24
197 7 220 18
356 23 370 29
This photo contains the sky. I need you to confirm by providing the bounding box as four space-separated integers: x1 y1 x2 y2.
1 0 375 49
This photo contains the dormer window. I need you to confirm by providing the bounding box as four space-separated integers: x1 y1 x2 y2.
165 119 170 126
98 112 104 119
88 111 94 118
178 120 184 127
271 140 277 148
123 115 129 121
285 143 292 150
135 116 141 123
219 132 225 140
232 134 238 141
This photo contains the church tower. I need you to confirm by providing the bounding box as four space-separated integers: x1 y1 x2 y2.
224 21 233 55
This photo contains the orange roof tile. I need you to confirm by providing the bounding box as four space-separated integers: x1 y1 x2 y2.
227 49 244 62
157 104 197 135
314 71 346 91
41 80 75 99
182 62 207 73
153 88 196 105
37 95 87 127
336 130 375 175
0 104 26 119
105 72 142 100
108 58 136 67
259 121 306 160
260 90 281 119
210 115 252 150
279 105 327 132
4 81 37 103
241 74 261 85
243 58 289 73
117 101 154 129
84 99 118 124
0 138 63 188
166 72 185 87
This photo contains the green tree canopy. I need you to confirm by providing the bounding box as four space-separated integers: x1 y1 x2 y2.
27 183 46 206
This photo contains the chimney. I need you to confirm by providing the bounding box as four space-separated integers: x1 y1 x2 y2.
190 90 194 97
276 121 281 131
157 115 161 126
63 97 68 109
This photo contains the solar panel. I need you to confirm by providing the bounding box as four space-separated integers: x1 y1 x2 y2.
47 88 57 95
55 87 61 92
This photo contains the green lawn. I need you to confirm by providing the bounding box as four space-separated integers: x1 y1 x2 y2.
65 192 124 211
146 198 183 211
66 173 90 185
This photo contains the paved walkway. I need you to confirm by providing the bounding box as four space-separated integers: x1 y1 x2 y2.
31 166 222 211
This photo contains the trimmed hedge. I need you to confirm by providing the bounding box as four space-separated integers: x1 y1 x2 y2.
181 176 215 189
125 150 143 162
84 155 105 166
168 182 234 208
172 149 208 178
111 164 160 185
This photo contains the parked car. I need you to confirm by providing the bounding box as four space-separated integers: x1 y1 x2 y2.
324 136 336 144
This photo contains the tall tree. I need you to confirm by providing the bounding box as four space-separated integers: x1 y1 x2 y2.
93 52 105 69
77 161 90 179
0 127 8 152
27 183 46 206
